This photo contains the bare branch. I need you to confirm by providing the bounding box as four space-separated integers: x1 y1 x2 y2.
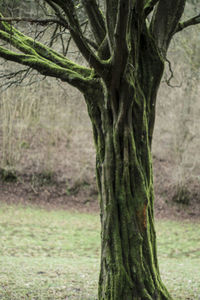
164 58 182 88
175 14 200 33
81 0 106 46
0 17 66 27
0 66 32 90
0 16 90 33
44 0 68 26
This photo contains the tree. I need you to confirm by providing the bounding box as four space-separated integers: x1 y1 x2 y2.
0 1 199 299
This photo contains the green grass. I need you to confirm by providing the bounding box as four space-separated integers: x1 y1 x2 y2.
157 221 200 300
0 204 199 299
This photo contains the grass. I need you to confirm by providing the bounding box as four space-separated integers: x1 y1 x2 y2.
157 221 200 300
0 204 200 299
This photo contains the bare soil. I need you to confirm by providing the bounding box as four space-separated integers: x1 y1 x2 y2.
0 156 199 221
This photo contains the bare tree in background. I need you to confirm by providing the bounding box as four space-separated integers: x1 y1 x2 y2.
0 1 200 299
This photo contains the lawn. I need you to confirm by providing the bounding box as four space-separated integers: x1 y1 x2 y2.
0 204 199 299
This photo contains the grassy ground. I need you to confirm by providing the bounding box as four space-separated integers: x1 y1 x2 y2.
0 204 199 300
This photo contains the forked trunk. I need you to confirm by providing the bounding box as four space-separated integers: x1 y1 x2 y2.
84 42 172 300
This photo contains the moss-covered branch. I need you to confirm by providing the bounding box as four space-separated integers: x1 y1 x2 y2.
0 16 92 78
48 0 109 77
0 46 95 92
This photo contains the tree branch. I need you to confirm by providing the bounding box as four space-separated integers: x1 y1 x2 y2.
0 66 34 90
0 46 95 92
175 14 200 33
47 0 109 78
150 0 186 55
0 15 97 92
0 17 92 78
0 17 66 27
44 0 68 27
144 0 160 17
112 0 132 82
105 0 119 49
0 15 97 52
81 0 106 46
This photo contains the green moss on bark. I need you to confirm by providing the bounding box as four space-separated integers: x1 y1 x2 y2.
84 58 172 299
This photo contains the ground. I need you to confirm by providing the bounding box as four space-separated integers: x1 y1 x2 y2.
0 204 200 300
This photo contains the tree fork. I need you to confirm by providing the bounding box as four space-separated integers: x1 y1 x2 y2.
84 79 172 299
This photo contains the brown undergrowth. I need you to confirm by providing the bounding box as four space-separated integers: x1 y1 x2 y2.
0 156 199 221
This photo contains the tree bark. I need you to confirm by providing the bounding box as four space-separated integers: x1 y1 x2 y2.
98 135 170 299
97 114 171 299
84 43 172 300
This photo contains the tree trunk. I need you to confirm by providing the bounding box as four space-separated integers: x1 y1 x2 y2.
98 135 171 300
97 99 170 299
84 35 172 300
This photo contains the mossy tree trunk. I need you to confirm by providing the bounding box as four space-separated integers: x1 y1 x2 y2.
84 33 172 299
97 108 169 300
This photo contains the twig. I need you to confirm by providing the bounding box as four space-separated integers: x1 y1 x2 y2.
0 17 66 27
165 58 182 88
175 14 200 33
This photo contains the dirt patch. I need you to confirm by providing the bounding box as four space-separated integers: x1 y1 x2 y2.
0 157 199 221
0 170 98 213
